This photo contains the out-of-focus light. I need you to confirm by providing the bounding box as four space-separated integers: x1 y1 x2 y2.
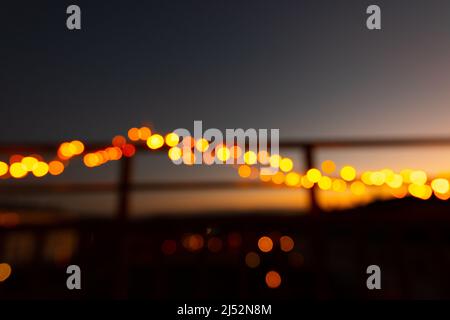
32 162 49 177
265 270 281 289
0 162 8 176
128 127 140 141
168 147 182 161
10 163 27 178
301 175 314 189
258 236 273 253
340 166 356 182
9 154 23 164
257 151 270 165
400 169 413 184
285 172 300 187
306 168 321 183
195 138 209 152
139 127 152 140
161 240 177 255
21 157 38 171
332 179 347 192
271 172 285 185
259 171 273 182
279 236 294 252
106 147 123 160
48 161 65 176
0 263 12 282
245 252 260 268
410 170 427 186
207 237 223 253
122 144 136 157
112 135 127 147
147 134 165 150
182 136 195 149
244 151 257 165
165 133 180 147
350 181 366 195
216 146 230 162
431 178 450 194
227 233 242 248
408 184 432 200
386 174 403 189
182 234 204 252
182 151 196 165
71 140 84 155
361 171 373 185
321 160 336 174
59 142 73 159
269 154 281 168
238 165 252 178
279 158 293 173
231 146 242 160
318 176 332 190
370 171 385 186
84 153 99 167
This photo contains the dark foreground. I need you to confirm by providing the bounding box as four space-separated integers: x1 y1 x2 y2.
1 197 450 300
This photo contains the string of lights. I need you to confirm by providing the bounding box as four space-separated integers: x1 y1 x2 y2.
0 126 449 201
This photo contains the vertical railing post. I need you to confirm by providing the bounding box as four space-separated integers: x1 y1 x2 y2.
304 144 321 214
117 156 132 221
114 155 132 299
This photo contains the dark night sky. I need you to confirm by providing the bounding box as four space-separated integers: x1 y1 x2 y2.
2 0 450 143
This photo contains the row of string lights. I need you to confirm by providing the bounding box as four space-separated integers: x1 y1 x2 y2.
1 126 450 201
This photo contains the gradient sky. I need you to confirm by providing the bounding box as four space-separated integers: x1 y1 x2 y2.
1 0 450 215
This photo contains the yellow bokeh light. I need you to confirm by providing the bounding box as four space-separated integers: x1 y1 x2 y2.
408 184 432 200
165 133 180 147
370 171 385 186
147 134 165 150
321 160 336 174
269 154 281 168
244 151 257 165
32 162 49 177
350 181 366 195
332 179 347 192
21 156 38 171
10 162 27 178
340 166 356 182
71 140 84 155
285 172 300 187
279 158 294 173
0 162 8 176
400 169 413 184
410 170 427 185
318 176 332 190
431 178 450 194
216 146 230 162
386 174 403 189
168 147 182 161
306 168 321 183
195 138 209 152
301 175 314 189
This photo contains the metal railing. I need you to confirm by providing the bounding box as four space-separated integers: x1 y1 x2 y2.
2 136 450 219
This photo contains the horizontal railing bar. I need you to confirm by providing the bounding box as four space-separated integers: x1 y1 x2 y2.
2 136 450 153
0 181 286 194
